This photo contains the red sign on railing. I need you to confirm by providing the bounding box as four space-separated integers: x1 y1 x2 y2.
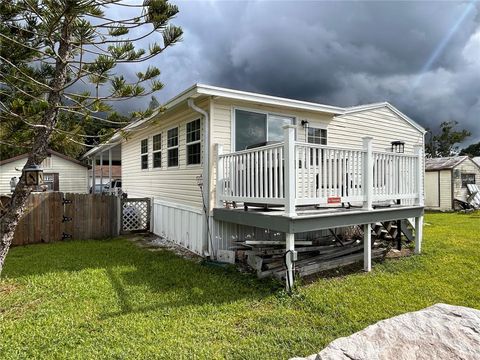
327 197 342 204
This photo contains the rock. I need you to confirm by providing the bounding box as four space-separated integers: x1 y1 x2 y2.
294 303 480 360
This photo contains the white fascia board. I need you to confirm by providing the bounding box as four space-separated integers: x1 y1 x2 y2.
82 133 122 159
195 84 344 115
342 102 426 134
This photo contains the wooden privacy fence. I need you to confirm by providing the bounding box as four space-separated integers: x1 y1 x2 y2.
12 192 121 246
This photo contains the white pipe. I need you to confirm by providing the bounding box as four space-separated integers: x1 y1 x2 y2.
187 98 212 257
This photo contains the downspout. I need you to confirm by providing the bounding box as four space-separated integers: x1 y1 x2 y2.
187 98 212 257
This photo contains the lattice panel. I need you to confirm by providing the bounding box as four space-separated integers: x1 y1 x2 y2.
122 198 150 232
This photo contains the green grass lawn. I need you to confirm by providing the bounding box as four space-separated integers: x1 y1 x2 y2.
1 212 479 359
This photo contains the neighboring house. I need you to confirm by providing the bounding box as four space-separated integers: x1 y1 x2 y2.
473 157 480 167
425 156 480 211
84 84 426 286
0 149 89 194
88 165 121 187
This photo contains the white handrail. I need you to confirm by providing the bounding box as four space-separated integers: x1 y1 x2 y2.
216 137 423 213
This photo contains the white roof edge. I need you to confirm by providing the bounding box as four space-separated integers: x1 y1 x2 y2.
81 133 122 159
195 83 344 114
341 102 426 134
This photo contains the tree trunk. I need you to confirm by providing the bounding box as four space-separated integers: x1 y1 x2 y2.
0 15 72 275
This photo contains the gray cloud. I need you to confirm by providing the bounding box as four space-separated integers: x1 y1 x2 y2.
113 0 480 145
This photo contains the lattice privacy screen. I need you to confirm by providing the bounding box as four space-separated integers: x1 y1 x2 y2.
121 198 150 232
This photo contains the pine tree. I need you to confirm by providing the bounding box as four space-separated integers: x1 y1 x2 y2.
0 0 182 272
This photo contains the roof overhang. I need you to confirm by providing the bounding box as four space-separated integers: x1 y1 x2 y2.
82 133 122 159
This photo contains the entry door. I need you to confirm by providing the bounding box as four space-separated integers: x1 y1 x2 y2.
425 172 439 207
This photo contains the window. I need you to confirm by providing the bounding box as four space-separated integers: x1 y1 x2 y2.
41 156 52 168
307 127 327 145
153 134 162 168
167 127 179 167
461 173 475 188
186 119 201 165
234 109 294 151
141 139 148 169
43 173 59 191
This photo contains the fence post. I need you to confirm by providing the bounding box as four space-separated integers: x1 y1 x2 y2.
215 144 224 208
116 196 122 235
362 137 373 210
413 145 424 206
283 125 297 216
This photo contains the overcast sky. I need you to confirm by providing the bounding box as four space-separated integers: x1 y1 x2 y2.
117 0 480 145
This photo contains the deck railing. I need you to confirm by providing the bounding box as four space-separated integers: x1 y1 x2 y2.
216 126 423 214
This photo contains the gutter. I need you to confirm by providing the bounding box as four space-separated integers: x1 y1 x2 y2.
187 98 212 258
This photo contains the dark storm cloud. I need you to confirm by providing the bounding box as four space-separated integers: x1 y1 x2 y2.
112 0 480 144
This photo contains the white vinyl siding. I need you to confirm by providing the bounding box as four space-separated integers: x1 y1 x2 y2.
0 154 88 194
327 107 424 153
121 102 206 208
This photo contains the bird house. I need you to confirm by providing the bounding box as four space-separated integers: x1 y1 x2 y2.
23 164 44 186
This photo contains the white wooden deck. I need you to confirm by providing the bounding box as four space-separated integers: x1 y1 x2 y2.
214 126 425 291
216 126 423 214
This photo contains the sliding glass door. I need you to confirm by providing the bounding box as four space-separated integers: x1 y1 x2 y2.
234 109 294 151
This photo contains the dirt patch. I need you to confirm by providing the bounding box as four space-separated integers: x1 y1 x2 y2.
126 234 202 262
386 247 413 258
0 281 21 296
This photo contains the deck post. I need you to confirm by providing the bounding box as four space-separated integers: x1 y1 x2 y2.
283 125 297 216
413 145 424 206
414 216 423 254
362 137 374 210
363 223 372 272
215 144 224 208
285 232 295 291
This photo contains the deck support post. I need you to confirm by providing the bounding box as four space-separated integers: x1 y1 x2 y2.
362 137 374 210
283 125 297 217
413 145 424 206
285 232 295 291
414 216 423 254
215 144 224 208
363 223 372 272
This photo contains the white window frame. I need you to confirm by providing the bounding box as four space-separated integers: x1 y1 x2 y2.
140 138 149 170
186 118 202 166
307 126 328 145
231 106 297 151
152 133 162 169
167 126 179 168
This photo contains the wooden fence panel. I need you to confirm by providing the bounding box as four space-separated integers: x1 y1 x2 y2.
12 192 120 246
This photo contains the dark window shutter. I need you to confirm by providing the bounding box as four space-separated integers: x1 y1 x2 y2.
53 173 59 191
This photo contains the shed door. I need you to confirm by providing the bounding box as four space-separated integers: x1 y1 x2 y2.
425 172 440 208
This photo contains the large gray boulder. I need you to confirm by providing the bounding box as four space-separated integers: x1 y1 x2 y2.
293 303 480 360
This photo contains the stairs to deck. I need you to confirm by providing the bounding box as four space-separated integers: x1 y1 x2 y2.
372 220 414 242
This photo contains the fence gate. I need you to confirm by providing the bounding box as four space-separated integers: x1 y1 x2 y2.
121 198 151 233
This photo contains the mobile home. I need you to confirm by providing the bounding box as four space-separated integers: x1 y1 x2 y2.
85 84 426 289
